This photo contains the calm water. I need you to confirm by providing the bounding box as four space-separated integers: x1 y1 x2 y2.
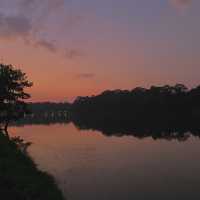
10 123 200 200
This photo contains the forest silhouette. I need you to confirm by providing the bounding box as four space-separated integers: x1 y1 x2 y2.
68 84 200 140
70 84 200 125
14 83 200 141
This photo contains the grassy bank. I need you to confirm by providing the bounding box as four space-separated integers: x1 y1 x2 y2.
0 132 65 200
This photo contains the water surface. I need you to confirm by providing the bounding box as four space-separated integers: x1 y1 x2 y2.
10 123 200 200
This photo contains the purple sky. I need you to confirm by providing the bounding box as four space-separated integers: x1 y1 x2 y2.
0 0 199 101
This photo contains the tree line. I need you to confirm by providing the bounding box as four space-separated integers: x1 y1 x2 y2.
70 84 200 127
1 63 200 137
28 102 70 116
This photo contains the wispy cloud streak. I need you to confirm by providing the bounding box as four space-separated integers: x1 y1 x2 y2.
76 73 95 79
0 13 31 39
0 0 83 59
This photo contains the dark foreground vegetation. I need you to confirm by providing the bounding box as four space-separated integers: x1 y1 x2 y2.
71 84 200 127
0 133 65 200
0 64 65 200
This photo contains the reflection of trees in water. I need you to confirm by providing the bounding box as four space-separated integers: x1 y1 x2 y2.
15 112 200 142
71 117 200 142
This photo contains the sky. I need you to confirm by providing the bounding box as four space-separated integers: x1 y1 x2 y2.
0 0 200 102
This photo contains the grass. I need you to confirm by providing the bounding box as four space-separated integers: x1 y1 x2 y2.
0 132 65 200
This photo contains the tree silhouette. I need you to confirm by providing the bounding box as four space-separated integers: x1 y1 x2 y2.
70 83 200 128
0 64 33 135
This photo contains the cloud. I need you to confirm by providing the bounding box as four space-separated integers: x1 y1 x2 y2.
76 73 95 79
0 13 31 39
35 39 57 52
0 0 84 59
65 49 83 59
64 15 83 27
170 0 192 10
0 12 58 53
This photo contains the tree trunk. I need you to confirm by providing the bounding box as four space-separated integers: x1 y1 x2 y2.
4 121 9 138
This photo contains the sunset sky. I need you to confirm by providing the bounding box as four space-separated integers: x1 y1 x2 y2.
0 0 199 102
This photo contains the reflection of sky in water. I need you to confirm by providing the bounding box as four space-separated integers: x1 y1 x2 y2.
10 123 200 200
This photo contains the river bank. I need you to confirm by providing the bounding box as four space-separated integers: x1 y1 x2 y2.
0 132 65 200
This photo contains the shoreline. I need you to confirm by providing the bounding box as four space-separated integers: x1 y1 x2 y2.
0 132 65 200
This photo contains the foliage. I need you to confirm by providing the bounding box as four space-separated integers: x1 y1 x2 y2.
28 102 70 116
0 133 65 200
0 64 33 132
71 84 200 125
0 64 65 199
